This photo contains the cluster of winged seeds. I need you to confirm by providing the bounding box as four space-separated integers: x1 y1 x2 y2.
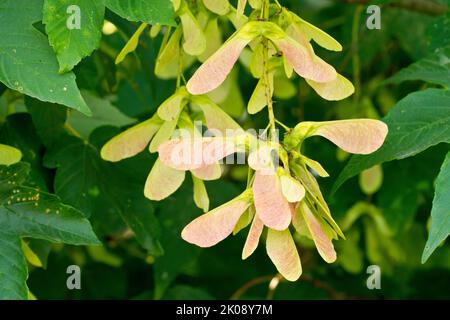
101 0 388 281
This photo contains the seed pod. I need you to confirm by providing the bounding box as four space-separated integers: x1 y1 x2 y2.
101 115 162 162
144 158 185 201
266 228 302 281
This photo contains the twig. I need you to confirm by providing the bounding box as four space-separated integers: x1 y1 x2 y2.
230 275 275 300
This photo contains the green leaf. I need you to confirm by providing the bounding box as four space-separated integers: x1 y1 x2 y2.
0 230 28 299
385 46 450 87
67 91 135 139
105 0 176 26
0 162 100 299
0 0 91 115
25 97 67 148
43 0 105 73
427 12 450 52
422 150 450 262
334 89 450 192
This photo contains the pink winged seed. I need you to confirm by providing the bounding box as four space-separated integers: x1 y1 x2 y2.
181 199 251 247
315 120 388 155
273 37 337 83
191 163 222 181
252 170 292 231
187 37 252 94
302 204 336 263
242 215 264 259
101 120 158 162
266 229 302 281
158 138 238 171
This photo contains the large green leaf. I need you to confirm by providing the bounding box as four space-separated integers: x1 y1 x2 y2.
385 46 450 87
334 89 450 192
422 151 450 262
0 230 28 299
0 0 91 115
0 162 100 299
105 0 176 26
427 12 450 52
43 0 105 73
